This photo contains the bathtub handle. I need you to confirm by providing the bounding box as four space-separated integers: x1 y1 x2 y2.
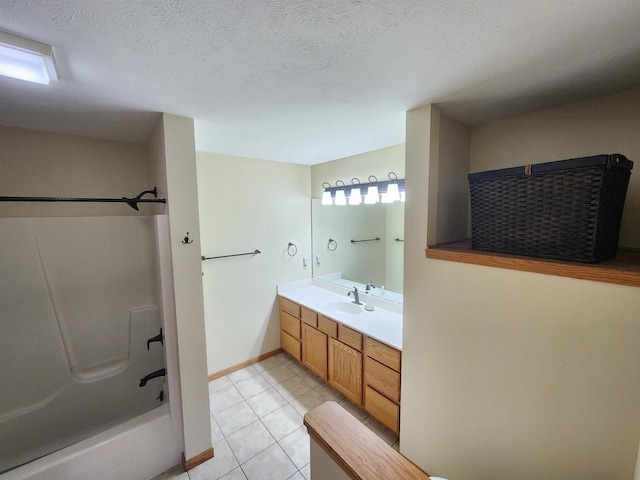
139 368 166 387
147 328 163 351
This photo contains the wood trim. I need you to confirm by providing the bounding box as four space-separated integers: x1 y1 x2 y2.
426 240 640 288
182 447 214 471
208 348 282 381
304 401 429 480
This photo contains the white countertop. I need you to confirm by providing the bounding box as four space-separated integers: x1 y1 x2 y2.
277 284 403 350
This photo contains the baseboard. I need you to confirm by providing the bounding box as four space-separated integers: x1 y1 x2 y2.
182 447 214 471
208 348 283 381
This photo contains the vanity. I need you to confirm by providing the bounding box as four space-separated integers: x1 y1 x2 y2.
277 283 402 434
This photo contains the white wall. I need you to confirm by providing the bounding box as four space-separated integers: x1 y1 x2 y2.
147 114 212 462
0 126 150 217
401 92 640 480
196 152 312 375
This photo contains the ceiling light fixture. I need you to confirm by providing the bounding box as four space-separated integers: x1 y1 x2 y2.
0 31 58 85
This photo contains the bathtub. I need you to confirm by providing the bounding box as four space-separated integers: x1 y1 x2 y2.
0 216 183 479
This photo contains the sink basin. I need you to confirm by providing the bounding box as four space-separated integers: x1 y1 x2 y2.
325 301 363 316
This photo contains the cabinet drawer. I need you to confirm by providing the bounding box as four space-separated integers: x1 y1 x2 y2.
318 315 337 338
365 386 399 434
280 297 301 319
365 356 400 403
301 307 318 327
281 331 301 361
365 336 401 372
280 311 301 340
338 324 362 351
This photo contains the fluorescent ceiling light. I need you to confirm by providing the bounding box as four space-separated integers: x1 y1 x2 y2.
0 31 57 85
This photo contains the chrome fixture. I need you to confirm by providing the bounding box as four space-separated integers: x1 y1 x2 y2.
348 287 362 305
321 172 405 206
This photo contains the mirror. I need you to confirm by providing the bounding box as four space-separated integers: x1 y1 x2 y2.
311 198 404 303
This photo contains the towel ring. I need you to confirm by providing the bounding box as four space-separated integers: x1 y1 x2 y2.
287 242 297 257
327 238 337 251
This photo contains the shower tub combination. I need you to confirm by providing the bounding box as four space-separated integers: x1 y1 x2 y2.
0 216 181 479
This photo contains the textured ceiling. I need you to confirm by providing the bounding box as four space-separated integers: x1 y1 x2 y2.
0 1 639 165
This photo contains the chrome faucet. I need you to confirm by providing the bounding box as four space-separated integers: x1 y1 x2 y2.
348 287 362 305
366 282 375 292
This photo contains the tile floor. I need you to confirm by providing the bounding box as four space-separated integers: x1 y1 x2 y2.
154 351 399 480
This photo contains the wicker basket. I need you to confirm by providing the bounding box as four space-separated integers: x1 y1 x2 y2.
468 154 633 263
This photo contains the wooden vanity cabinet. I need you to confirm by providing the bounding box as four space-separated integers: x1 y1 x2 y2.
364 336 402 434
279 295 401 430
279 297 301 361
302 323 328 380
328 337 362 406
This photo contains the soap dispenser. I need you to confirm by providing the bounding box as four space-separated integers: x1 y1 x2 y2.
364 282 375 311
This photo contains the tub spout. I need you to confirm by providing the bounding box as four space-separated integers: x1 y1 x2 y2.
139 368 166 387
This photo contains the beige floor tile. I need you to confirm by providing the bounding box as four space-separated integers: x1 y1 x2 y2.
275 352 294 363
150 463 188 480
235 374 272 399
261 364 296 386
289 389 326 417
246 387 288 418
210 384 244 414
363 416 398 446
226 420 275 464
296 370 323 388
273 376 313 402
278 426 310 470
215 401 259 436
219 467 247 480
261 404 303 441
210 413 225 443
300 463 310 480
189 438 238 480
338 399 368 422
241 444 297 480
253 356 281 373
228 365 259 384
286 473 304 480
209 376 233 394
283 360 306 375
314 383 344 402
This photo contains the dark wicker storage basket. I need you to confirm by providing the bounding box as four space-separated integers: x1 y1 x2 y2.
468 154 633 263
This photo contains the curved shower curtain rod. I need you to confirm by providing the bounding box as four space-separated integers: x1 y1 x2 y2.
0 187 166 211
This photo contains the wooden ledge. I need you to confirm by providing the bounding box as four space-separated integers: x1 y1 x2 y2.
426 240 640 288
304 401 430 480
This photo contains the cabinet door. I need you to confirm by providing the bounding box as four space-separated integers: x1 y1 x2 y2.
302 323 328 380
328 337 362 406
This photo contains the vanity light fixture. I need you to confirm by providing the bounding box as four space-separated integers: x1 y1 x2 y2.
334 180 347 206
321 173 405 206
385 172 401 202
349 178 362 205
321 182 333 205
0 31 58 85
364 176 380 204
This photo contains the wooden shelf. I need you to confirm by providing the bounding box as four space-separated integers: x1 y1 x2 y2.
426 240 640 288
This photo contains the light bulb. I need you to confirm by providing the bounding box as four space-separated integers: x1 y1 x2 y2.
335 189 347 205
386 183 400 202
364 185 379 204
321 190 333 205
349 187 361 205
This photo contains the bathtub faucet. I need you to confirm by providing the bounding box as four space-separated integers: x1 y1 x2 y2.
139 368 166 387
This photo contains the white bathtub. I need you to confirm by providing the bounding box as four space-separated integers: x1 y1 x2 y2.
0 216 183 479
1 405 181 480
